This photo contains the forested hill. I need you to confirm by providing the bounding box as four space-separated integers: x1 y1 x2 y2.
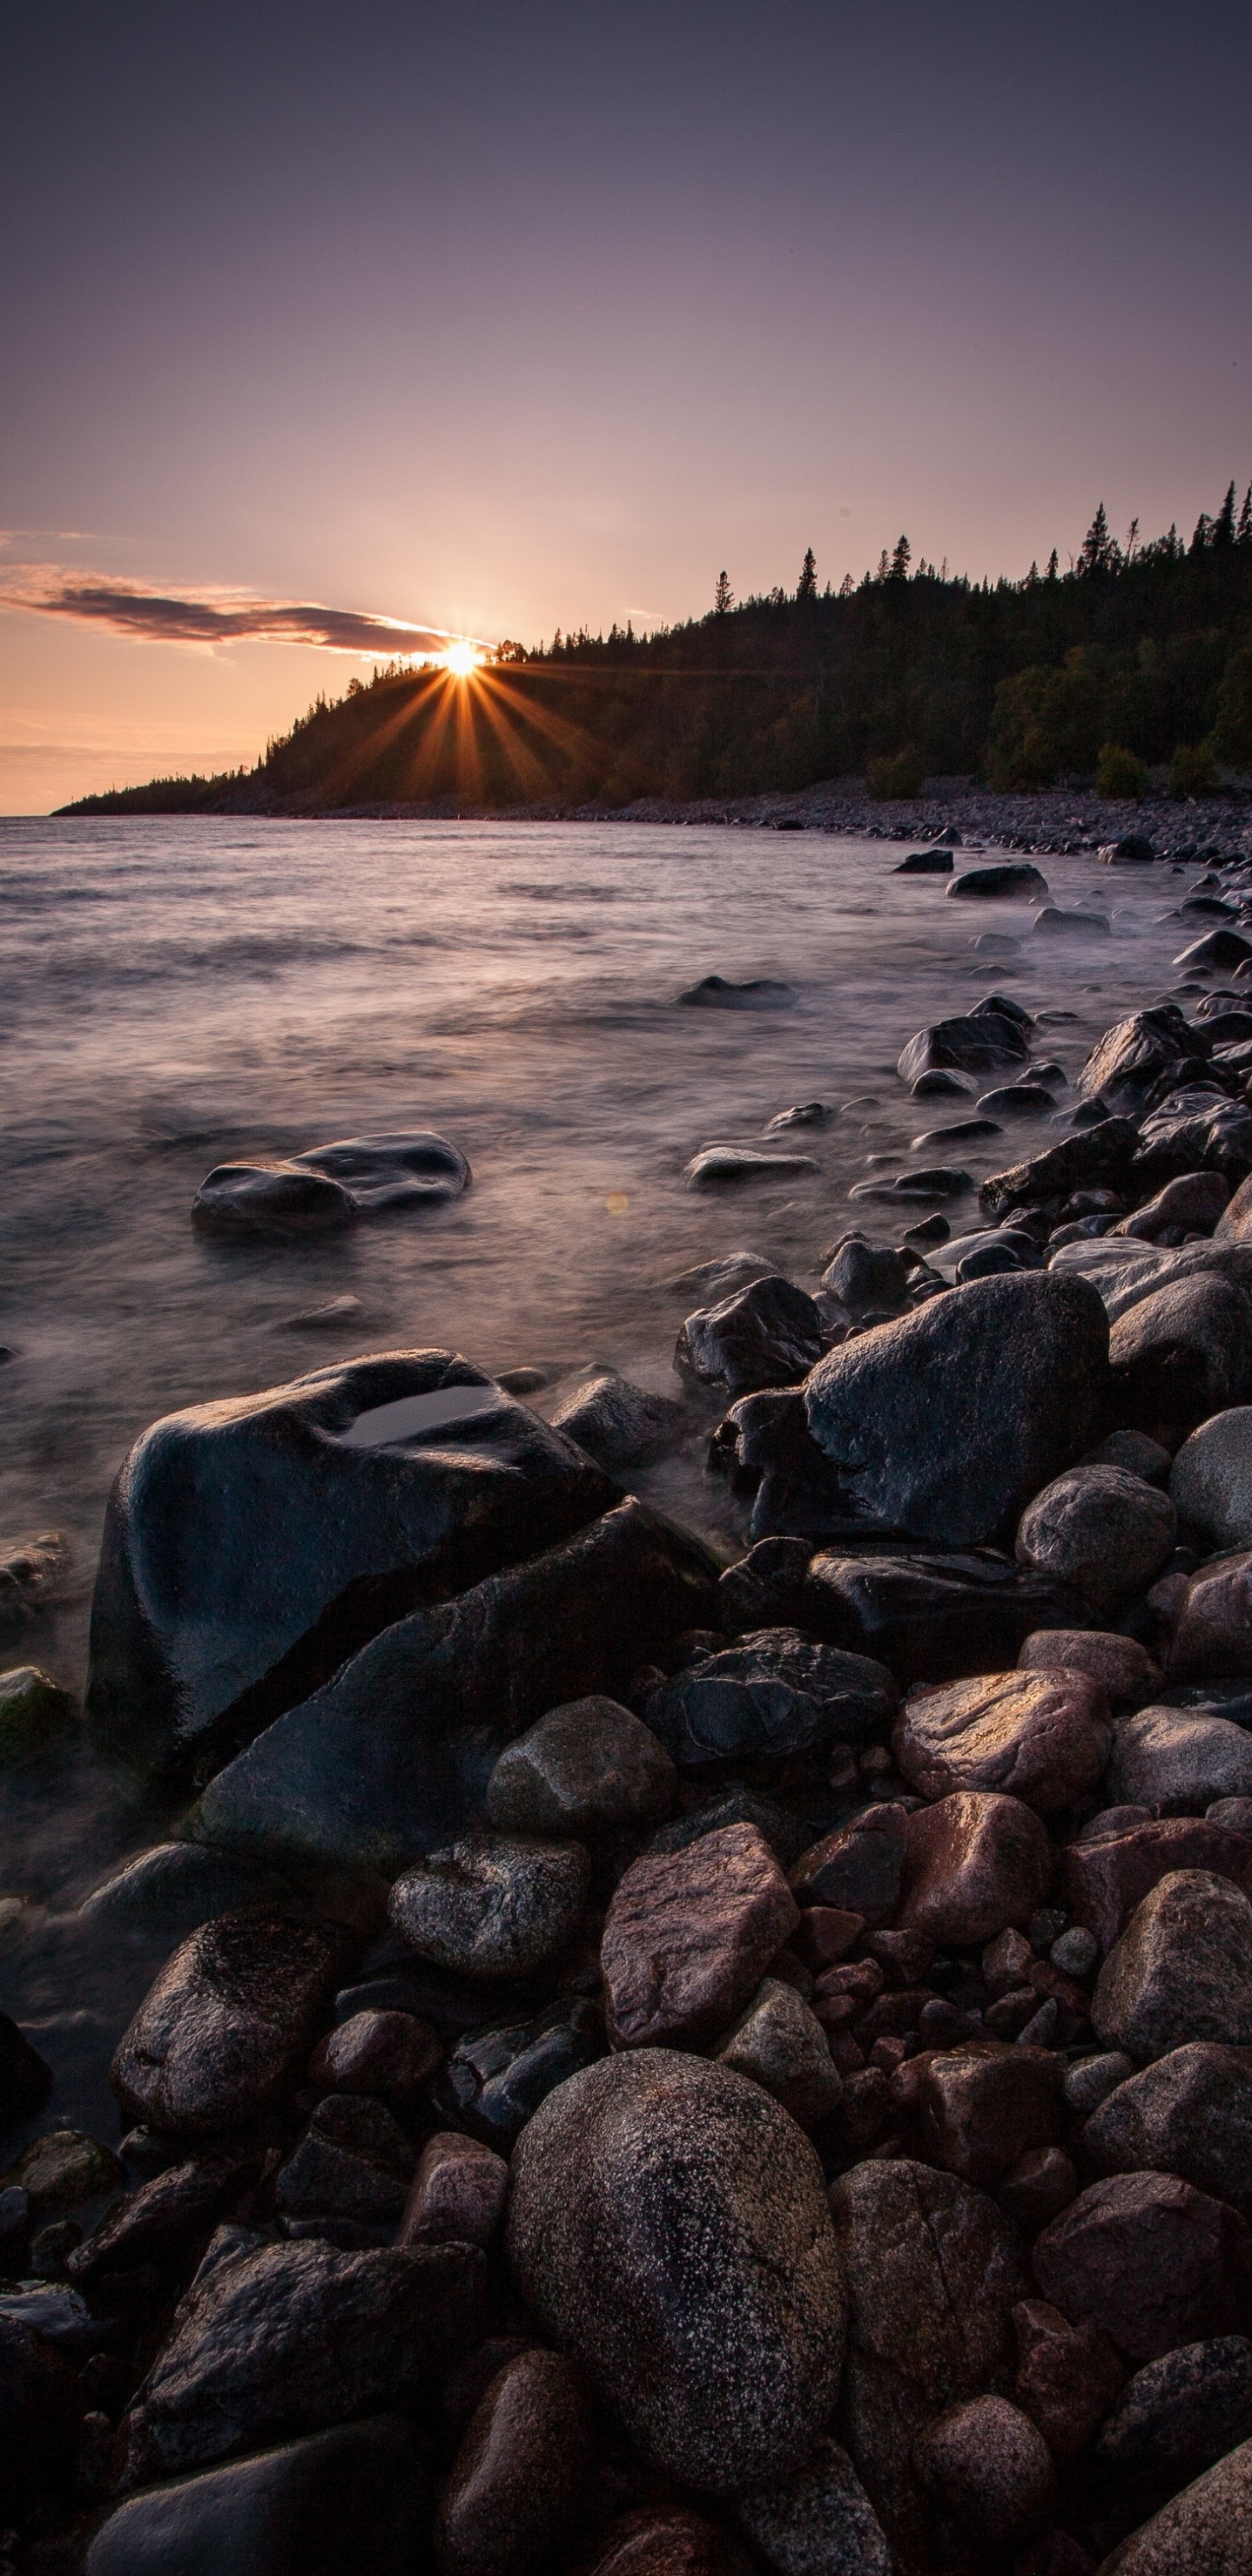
63 491 1252 815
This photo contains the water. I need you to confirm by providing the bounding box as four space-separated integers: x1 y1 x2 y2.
0 814 1206 2134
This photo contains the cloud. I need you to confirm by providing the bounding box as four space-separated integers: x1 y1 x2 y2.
0 566 474 657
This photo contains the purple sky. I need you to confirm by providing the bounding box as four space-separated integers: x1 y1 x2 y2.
3 0 1249 810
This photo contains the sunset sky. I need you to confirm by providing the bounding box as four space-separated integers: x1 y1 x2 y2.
3 0 1249 813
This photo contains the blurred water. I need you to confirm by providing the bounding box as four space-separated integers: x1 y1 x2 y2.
0 813 1205 2128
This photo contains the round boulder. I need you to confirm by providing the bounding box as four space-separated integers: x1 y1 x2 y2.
486 1697 676 1838
1015 1467 1176 1613
506 2049 845 2494
1171 1409 1252 1551
893 1669 1111 1815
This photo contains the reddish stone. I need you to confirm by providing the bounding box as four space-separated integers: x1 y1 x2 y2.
917 2042 1062 2189
867 2037 909 2077
1166 1548 1252 1679
914 2394 1055 2546
1032 2172 1252 2361
398 2132 509 2250
1012 2297 1125 2461
1017 1628 1161 1705
857 1988 938 2043
984 1927 1035 1996
998 2148 1078 2231
894 1670 1111 1816
813 1959 885 2009
788 1806 910 1928
1060 1817 1252 1954
601 1823 798 2048
307 2008 441 2101
899 1793 1053 1947
864 1929 936 1985
435 2347 595 2576
792 1906 865 1968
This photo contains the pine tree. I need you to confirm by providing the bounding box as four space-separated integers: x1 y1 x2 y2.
1079 503 1114 576
890 535 912 581
797 548 817 600
1190 511 1214 556
1213 482 1237 549
1046 549 1059 580
714 571 733 615
876 549 891 582
838 572 854 597
1239 487 1252 547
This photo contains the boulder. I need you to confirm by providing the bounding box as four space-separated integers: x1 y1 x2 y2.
893 1669 1111 1814
1108 1275 1252 1444
828 2158 1025 2576
822 1239 911 1314
894 850 954 873
1171 1409 1252 1548
1092 2436 1252 2574
66 2156 237 2283
110 1912 348 2141
1015 1469 1176 1613
644 1629 896 1765
916 2043 1063 2188
1093 1869 1252 2060
1032 2173 1249 2361
549 1367 683 1471
193 1501 718 1875
1018 1629 1161 1704
601 1823 798 2047
1109 1706 1252 1811
1099 833 1157 863
1060 1817 1252 1953
733 2435 892 2576
676 1277 827 1397
434 2348 595 2576
913 2394 1055 2546
979 1119 1141 1219
388 1835 590 1979
87 1352 616 1779
715 1978 844 2128
506 2050 845 2494
946 863 1049 900
1096 2336 1252 2476
803 1550 1091 1686
1175 928 1252 972
1083 2043 1252 2201
84 2418 435 2576
1167 1550 1252 1678
899 1793 1053 1945
896 1012 1030 1087
81 1842 294 1939
1112 1171 1230 1242
1134 1087 1252 1186
486 1696 676 1837
193 1132 470 1237
798 1272 1109 1546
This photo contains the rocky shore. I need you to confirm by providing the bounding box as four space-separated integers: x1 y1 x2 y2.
12 845 1252 2573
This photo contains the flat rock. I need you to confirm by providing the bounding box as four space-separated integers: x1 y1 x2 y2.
644 1628 896 1765
110 1912 347 2141
84 2417 435 2576
1015 1467 1176 1613
388 1834 589 1979
1110 1706 1252 1811
507 2049 845 2494
715 1977 844 2129
899 1791 1054 1945
1093 1869 1252 2061
685 1148 818 1188
1033 2171 1249 2361
549 1368 683 1471
1084 2043 1252 2201
193 1131 470 1237
676 1275 827 1396
601 1822 798 2047
893 1669 1111 1814
733 2434 892 2576
87 1351 616 1779
678 976 796 1009
486 1696 676 1837
1108 1274 1252 1445
1170 1408 1252 1548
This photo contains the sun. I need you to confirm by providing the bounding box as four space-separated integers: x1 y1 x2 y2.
442 639 483 678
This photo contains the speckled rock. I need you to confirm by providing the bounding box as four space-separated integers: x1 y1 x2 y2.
1096 2336 1252 2477
388 1835 589 1979
913 2394 1055 2546
434 2347 595 2576
1017 1629 1161 1705
1109 1706 1252 1811
601 1823 799 2047
645 1629 896 1765
1083 2043 1252 2200
733 2434 892 2576
486 1696 676 1836
1015 1467 1176 1613
715 1978 843 2128
506 2050 845 2494
1033 2173 1249 2361
1170 1409 1252 1550
1093 1870 1252 2060
899 1792 1054 1945
1092 2436 1252 2574
110 1912 347 2141
893 1669 1111 1815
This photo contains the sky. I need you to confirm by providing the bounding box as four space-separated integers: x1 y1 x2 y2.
2 0 1249 813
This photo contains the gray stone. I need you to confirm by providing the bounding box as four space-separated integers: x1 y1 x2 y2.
81 1842 293 1938
1015 1467 1176 1613
486 1696 676 1837
733 2435 892 2576
1090 2430 1252 2573
1171 1408 1252 1549
1096 2336 1252 2474
1063 2052 1135 2115
1110 1707 1252 1811
1108 1274 1252 1444
913 2394 1055 2546
507 2049 845 2495
1083 2043 1252 2200
1093 1870 1252 2061
676 1275 828 1397
715 1978 844 2128
388 1835 589 1979
84 2418 435 2576
549 1368 683 1472
644 1629 896 1764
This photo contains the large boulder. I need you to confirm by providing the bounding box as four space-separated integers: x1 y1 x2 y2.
644 1629 896 1765
1107 1275 1252 1444
87 1352 616 1779
795 1273 1109 1548
676 1277 828 1398
1093 2436 1252 2574
803 1550 1090 1685
1093 1870 1252 2061
192 1132 470 1237
1077 1008 1206 1113
1170 1409 1252 1549
897 1012 1030 1087
1015 1467 1176 1613
193 1501 718 1875
892 1669 1111 1814
110 1912 347 2141
84 2418 435 2576
506 2051 845 2495
1032 2173 1249 2362
1084 2044 1252 2201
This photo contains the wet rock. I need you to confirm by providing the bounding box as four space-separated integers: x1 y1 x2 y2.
1217 1170 1252 1244
679 975 796 1009
897 1011 1031 1087
1081 1427 1174 1480
645 1629 896 1765
1134 1085 1252 1187
666 1251 775 1300
1013 2296 1126 2461
443 1999 604 2141
1033 2172 1249 2361
1083 2042 1252 2200
766 1101 831 1130
893 1669 1111 1814
389 1835 589 1980
1093 2434 1252 2573
685 1148 818 1187
718 1535 814 1629
274 2094 414 2224
87 1351 617 1779
650 1787 809 1871
848 1164 972 1205
0 1663 76 1762
676 1276 827 1396
895 849 953 873
1170 1408 1252 1549
798 1271 1108 1547
507 2049 845 2494
81 1840 294 1937
0 2312 84 2522
193 1130 470 1237
947 862 1049 900
899 1793 1054 1945
0 2010 52 2141
307 2006 440 2101
979 1118 1141 1219
435 2347 595 2576
1175 927 1252 972
917 2042 1063 2188
110 1912 347 2141
1032 906 1110 938
915 2394 1055 2546
1166 1549 1252 1679
84 2416 435 2576
1093 1869 1252 2060
1109 1705 1252 1810
66 2155 236 2284
122 2229 484 2477
1096 2335 1252 2475
1016 1468 1176 1614
398 2131 509 2249
822 1239 911 1312
195 1500 718 1874
1018 1629 1161 1705
0 1528 68 1642
1064 2052 1135 2114
487 1695 676 1837
789 1806 909 1927
715 1977 843 2128
1061 1817 1252 1952
733 2434 892 2575
5 2128 124 2211
601 1822 798 2047
1113 1171 1230 1240
549 1368 683 1471
829 2157 1026 2575
804 1549 1090 1686
1108 1275 1252 1443
1099 833 1157 864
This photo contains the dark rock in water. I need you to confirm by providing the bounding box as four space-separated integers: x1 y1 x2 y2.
828 2158 1026 2576
678 975 796 1009
192 1131 470 1237
84 2417 435 2576
443 2001 604 2142
946 862 1049 900
436 2346 595 2576
1175 927 1252 972
81 1841 294 1937
507 2049 844 2494
0 2312 84 2522
822 1239 911 1313
643 1627 896 1764
911 1069 970 1098
676 1275 827 1397
1135 1084 1252 1183
1031 905 1111 938
894 848 953 873
1083 2043 1252 2202
977 1082 1059 1117
1099 833 1157 863
487 1696 676 1838
912 1116 1003 1150
387 1835 590 1979
1015 1467 1177 1612
798 1272 1109 1546
194 1501 718 1875
110 1912 348 2141
733 2433 892 2574
1032 2171 1249 2362
765 1101 831 1130
1076 1004 1205 1112
849 1165 972 1204
979 1117 1141 1217
87 1351 616 1782
601 1823 798 2047
549 1367 683 1471
119 2229 484 2478
897 1012 1030 1087
274 2095 414 2225
1095 2334 1252 2475
685 1146 817 1187
0 2011 52 2142
1108 1274 1252 1443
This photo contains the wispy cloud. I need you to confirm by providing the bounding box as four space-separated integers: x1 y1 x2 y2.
0 566 475 657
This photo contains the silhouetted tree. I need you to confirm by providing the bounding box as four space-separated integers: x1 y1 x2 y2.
1239 488 1252 547
797 548 817 600
1213 482 1237 550
1079 503 1116 576
1046 549 1059 581
714 570 733 614
889 534 912 582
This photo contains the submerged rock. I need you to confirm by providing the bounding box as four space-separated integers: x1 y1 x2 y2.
192 1131 470 1237
685 1148 817 1187
678 975 796 1009
897 1010 1030 1088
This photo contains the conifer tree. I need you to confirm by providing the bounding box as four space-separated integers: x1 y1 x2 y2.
1079 503 1114 575
797 548 817 600
1239 488 1252 546
714 570 733 614
1213 482 1237 549
890 534 912 580
1046 549 1059 580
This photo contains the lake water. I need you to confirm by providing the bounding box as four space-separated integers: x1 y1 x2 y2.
0 813 1208 2132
